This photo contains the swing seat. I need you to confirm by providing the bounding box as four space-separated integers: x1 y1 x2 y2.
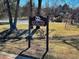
31 16 47 26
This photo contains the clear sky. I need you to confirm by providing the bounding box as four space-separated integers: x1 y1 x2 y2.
20 0 79 8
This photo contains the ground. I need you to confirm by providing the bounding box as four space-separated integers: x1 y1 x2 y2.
1 22 79 36
0 22 79 59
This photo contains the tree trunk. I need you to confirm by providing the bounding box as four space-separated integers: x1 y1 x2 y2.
6 0 13 30
13 0 20 30
37 0 42 15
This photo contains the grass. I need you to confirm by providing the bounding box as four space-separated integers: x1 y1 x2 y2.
49 22 79 37
1 22 79 36
0 22 79 59
0 40 79 59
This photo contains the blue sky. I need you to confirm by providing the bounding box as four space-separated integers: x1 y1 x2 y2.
20 0 79 8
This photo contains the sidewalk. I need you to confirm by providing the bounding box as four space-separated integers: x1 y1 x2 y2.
0 52 16 59
0 52 36 59
0 55 13 59
0 52 32 59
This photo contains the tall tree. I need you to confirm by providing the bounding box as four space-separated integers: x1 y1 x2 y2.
5 0 13 30
5 0 19 30
62 4 70 14
37 0 42 15
22 2 30 16
22 1 35 16
0 0 5 18
13 0 20 30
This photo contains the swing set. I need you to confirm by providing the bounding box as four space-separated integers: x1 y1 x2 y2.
1 0 49 59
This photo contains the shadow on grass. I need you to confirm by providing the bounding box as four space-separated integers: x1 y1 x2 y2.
63 39 79 51
15 53 55 59
15 54 39 59
0 29 28 43
0 22 9 25
15 47 39 59
44 54 56 59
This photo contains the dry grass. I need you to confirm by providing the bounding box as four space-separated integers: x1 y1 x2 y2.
1 22 79 37
49 22 79 37
0 22 79 59
45 40 79 59
0 40 79 59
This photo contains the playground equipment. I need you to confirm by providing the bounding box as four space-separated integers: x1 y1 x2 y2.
2 0 49 59
25 0 49 59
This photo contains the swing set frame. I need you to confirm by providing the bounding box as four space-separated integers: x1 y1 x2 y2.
4 0 49 59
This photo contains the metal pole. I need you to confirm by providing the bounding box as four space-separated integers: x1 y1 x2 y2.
28 0 33 48
46 0 49 52
42 0 49 59
46 16 49 52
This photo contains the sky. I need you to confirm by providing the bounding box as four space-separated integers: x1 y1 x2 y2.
20 0 79 8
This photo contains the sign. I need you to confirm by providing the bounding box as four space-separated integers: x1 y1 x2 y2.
31 16 47 26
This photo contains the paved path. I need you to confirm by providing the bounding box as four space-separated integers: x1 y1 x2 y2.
0 52 34 59
0 19 28 24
